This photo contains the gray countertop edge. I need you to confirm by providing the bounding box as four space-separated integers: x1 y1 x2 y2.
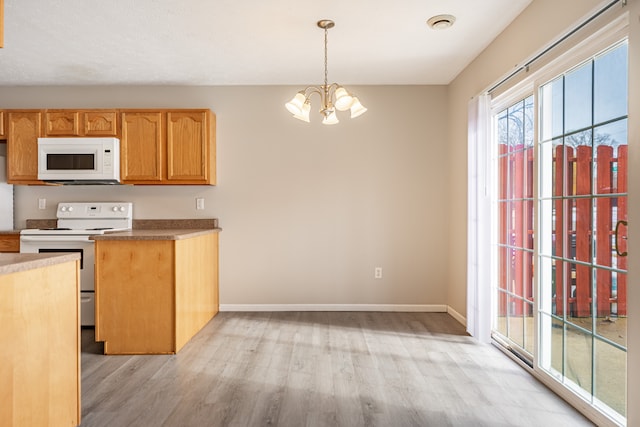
0 230 21 235
90 228 221 241
0 253 81 276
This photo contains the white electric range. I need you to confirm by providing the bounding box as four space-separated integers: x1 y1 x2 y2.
20 202 133 326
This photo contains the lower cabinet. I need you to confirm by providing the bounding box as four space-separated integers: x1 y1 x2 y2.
94 232 219 354
0 257 81 426
0 233 20 252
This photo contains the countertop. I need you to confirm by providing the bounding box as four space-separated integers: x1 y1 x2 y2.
0 252 81 275
0 230 20 235
91 228 221 241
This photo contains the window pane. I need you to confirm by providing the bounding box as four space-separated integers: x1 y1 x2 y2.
496 290 508 337
552 138 565 196
567 198 592 263
508 295 525 347
539 313 564 378
539 141 554 199
538 256 554 313
595 339 626 417
565 62 593 133
565 130 592 196
541 77 564 141
508 101 525 153
594 119 627 194
524 147 535 198
594 43 628 124
565 323 593 396
524 302 535 355
594 270 626 347
524 200 534 251
523 250 534 301
567 262 592 330
524 96 534 147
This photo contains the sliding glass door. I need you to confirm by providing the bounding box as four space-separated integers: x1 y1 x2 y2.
538 41 628 422
493 40 628 423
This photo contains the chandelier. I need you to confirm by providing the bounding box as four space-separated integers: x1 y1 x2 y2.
285 20 367 125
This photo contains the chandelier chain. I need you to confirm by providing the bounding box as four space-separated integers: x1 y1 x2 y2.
323 26 328 90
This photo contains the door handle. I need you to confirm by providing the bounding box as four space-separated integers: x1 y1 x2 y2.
614 220 628 257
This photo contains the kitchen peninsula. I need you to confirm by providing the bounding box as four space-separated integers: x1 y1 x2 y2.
0 252 81 427
93 224 220 355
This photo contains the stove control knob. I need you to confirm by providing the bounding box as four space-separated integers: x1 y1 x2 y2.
112 207 119 212
60 206 67 212
119 206 126 212
68 206 74 212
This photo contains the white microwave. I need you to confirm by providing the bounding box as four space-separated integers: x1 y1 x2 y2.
37 137 121 184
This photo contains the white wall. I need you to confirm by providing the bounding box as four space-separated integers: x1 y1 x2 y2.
0 85 450 307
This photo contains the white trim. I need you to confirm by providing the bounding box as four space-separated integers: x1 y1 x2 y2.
219 304 449 313
447 306 467 327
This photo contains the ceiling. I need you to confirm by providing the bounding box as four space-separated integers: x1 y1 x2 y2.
0 0 532 86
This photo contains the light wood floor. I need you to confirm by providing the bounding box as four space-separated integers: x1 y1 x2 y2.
80 312 593 426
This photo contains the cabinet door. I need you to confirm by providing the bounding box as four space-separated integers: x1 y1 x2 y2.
84 111 118 136
45 111 81 136
120 112 164 183
0 234 20 252
167 111 212 184
7 111 42 183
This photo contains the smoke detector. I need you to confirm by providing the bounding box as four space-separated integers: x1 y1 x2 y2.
427 14 456 30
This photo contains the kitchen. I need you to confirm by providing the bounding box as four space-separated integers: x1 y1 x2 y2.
1 1 640 426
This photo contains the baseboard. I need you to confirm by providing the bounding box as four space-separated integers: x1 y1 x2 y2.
219 304 449 313
446 306 467 326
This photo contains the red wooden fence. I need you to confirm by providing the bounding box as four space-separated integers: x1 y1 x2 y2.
499 143 627 318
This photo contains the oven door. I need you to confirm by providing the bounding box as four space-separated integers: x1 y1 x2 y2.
20 235 95 292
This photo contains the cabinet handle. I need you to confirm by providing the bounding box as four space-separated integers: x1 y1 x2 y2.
614 220 628 257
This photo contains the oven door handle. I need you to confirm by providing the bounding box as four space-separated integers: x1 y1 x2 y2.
20 235 93 243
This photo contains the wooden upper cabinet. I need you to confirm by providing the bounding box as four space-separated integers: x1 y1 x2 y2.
120 112 164 183
44 109 117 137
7 111 42 184
45 110 81 136
121 109 215 185
167 111 213 184
3 108 215 186
84 111 118 136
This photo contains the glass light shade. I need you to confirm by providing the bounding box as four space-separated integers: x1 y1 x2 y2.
322 110 339 125
334 87 354 111
349 97 367 118
293 100 311 122
285 92 306 116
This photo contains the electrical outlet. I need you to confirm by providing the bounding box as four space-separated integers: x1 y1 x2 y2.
38 198 46 210
374 267 383 279
196 198 205 210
